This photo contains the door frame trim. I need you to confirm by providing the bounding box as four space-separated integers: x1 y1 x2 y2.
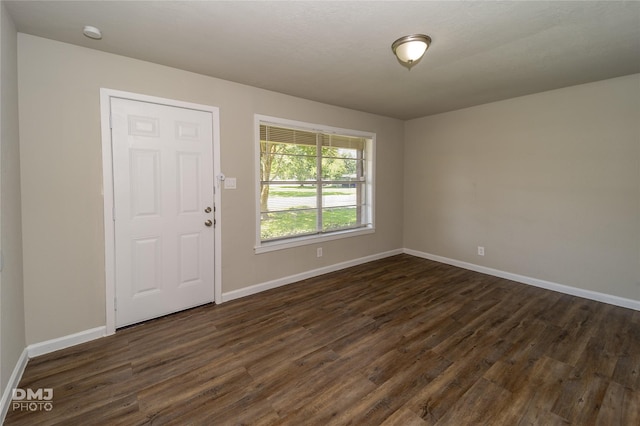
99 88 222 335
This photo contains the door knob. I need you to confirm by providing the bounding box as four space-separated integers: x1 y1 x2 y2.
204 207 212 213
205 219 213 227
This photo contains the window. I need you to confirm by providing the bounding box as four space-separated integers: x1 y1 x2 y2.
255 116 374 252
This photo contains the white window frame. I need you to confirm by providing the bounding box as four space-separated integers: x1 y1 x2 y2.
254 115 375 254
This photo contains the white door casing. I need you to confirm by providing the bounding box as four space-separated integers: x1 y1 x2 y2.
101 90 222 332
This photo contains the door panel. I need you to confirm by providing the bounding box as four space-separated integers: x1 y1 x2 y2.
131 237 162 296
179 233 201 285
177 153 200 213
130 149 161 217
111 97 214 327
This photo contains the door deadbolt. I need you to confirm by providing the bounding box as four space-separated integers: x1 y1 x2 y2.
204 207 212 213
205 219 213 227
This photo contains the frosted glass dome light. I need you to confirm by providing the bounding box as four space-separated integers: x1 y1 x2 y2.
391 34 431 69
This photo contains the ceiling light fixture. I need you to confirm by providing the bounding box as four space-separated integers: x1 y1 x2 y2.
391 34 431 70
83 25 102 40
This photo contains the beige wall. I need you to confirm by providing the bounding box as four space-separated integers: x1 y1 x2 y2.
404 74 640 301
0 3 25 389
15 32 639 347
17 34 405 344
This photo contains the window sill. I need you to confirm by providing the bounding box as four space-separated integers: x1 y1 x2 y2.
254 227 375 254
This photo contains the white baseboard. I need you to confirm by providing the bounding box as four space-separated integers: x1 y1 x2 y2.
222 249 404 302
0 326 107 423
27 326 107 358
0 348 29 424
404 248 640 311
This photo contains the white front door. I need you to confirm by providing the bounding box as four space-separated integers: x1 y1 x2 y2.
111 97 215 327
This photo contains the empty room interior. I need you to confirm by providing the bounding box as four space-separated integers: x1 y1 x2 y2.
1 1 639 424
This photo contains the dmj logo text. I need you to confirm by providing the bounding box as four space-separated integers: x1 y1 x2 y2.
12 388 54 412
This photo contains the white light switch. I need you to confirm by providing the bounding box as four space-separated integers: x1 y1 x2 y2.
224 177 237 189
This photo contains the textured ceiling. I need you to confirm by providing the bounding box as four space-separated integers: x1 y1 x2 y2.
5 1 640 119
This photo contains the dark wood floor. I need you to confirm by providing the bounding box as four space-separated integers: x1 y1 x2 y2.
6 254 639 425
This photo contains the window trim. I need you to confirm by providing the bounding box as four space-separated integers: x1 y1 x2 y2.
254 114 375 253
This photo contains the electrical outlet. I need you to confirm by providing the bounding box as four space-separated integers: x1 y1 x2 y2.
477 246 485 256
317 247 323 257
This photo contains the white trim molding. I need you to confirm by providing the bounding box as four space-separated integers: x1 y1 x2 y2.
222 249 403 302
1 327 107 422
0 348 29 424
27 326 107 359
404 249 640 311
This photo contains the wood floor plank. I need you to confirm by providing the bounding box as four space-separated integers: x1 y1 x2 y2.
595 380 626 426
621 386 640 426
380 406 428 426
433 378 512 425
514 356 576 425
559 375 609 425
277 370 376 424
611 315 640 391
330 350 447 425
402 355 496 424
266 350 360 414
5 254 637 425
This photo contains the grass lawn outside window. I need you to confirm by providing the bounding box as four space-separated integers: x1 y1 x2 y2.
255 116 375 252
